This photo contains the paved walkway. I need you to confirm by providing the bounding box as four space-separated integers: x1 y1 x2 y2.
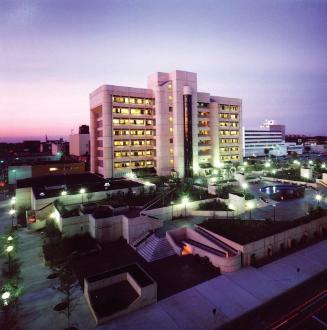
13 230 95 330
100 240 327 330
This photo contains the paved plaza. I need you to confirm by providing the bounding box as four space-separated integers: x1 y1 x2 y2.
241 180 327 221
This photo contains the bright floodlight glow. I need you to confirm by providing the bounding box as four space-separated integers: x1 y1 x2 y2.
216 161 224 168
79 188 86 194
182 196 189 204
6 245 14 253
315 194 322 201
50 212 57 219
9 209 16 216
241 182 248 190
7 236 13 241
322 163 326 169
246 201 255 210
272 169 277 174
243 161 248 166
309 160 313 165
144 181 151 186
212 169 218 175
61 191 67 196
264 162 271 168
1 292 10 300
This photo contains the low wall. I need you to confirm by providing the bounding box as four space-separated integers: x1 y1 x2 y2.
242 215 327 266
141 198 216 221
166 227 241 273
89 214 162 244
84 265 157 325
262 176 317 188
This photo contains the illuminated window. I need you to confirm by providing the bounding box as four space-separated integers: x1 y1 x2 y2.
170 159 174 165
169 117 173 122
168 95 173 101
49 167 58 172
168 84 172 89
169 127 173 133
170 148 173 155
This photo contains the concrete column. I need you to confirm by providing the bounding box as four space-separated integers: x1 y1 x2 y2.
90 109 97 173
102 93 113 178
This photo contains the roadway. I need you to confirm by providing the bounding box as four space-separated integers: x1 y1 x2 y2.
269 290 327 330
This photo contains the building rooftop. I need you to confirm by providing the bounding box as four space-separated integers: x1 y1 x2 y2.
198 209 327 245
10 159 82 166
16 173 143 199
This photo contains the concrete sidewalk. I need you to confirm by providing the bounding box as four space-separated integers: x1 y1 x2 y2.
100 240 327 330
10 230 94 330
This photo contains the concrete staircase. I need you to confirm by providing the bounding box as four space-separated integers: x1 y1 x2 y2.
136 234 175 262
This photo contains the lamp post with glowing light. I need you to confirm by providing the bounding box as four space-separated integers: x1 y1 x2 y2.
272 204 276 221
6 245 14 273
182 196 189 217
170 201 174 220
315 194 322 206
79 188 86 204
241 182 248 196
9 209 16 229
246 201 254 220
61 190 67 197
1 291 11 307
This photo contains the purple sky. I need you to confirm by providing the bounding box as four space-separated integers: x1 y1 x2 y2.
1 0 327 142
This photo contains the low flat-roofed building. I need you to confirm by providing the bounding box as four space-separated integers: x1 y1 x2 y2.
8 159 85 184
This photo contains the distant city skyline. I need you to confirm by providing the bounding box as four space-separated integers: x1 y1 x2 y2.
1 0 327 141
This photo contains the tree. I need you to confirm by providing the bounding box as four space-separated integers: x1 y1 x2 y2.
55 257 79 330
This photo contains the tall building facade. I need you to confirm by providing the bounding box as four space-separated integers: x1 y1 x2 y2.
90 70 242 179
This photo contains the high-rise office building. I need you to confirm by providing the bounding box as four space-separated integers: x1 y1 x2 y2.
90 70 242 178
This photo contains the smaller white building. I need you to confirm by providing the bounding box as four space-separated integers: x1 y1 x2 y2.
69 133 90 156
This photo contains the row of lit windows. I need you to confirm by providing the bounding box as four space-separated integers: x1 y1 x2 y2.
220 105 239 111
114 160 154 168
114 150 153 158
112 96 154 105
219 114 239 120
199 111 210 117
219 122 239 127
113 118 154 126
199 130 209 135
220 138 239 144
112 108 154 116
114 140 154 146
220 155 240 161
220 147 240 152
220 130 239 136
113 130 154 136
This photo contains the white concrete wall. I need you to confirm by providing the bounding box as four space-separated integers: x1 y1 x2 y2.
69 133 90 156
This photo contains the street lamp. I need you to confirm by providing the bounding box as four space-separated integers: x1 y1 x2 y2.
315 194 322 206
79 188 86 204
7 236 13 242
9 209 16 229
322 163 326 169
170 201 174 220
61 190 67 196
272 204 276 221
6 245 14 273
1 291 10 306
182 196 189 217
10 197 16 206
241 182 248 194
246 201 255 220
